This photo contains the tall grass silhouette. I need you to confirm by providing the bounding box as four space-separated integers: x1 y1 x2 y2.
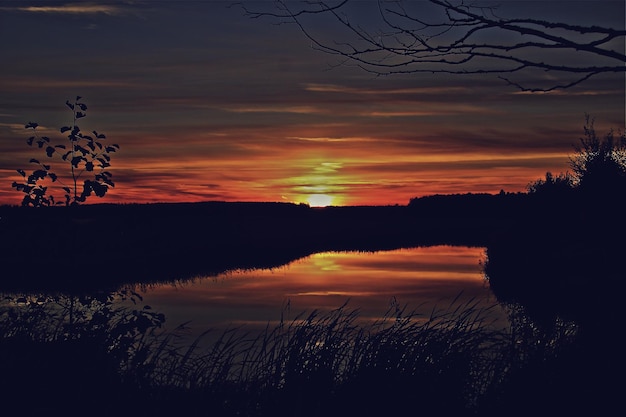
3 292 590 416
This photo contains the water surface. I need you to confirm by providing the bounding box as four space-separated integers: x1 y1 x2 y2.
130 245 504 337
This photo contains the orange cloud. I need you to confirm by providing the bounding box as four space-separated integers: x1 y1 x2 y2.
10 4 124 15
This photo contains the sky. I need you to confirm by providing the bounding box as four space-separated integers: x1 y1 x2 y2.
0 0 624 207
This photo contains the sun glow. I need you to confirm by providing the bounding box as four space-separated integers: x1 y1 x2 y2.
306 193 334 207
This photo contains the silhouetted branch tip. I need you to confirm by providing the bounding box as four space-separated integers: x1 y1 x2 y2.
241 0 625 91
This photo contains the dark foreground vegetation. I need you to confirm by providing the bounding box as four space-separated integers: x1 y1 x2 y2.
1 295 618 417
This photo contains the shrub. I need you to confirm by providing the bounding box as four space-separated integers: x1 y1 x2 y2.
526 171 575 195
569 114 626 193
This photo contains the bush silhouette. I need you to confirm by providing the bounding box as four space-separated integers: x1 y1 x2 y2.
526 171 575 195
526 115 625 200
11 96 119 207
485 115 626 329
569 114 626 194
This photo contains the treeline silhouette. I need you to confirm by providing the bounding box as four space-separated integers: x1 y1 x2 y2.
0 197 491 291
0 192 538 292
0 177 623 294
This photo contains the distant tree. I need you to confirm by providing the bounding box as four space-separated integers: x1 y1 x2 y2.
242 0 626 91
11 97 119 207
569 115 626 193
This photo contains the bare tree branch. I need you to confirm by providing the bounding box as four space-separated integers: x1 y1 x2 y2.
239 0 626 91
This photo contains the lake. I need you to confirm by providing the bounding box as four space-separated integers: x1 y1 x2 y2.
3 241 616 415
0 244 510 348
2 199 620 415
120 245 508 341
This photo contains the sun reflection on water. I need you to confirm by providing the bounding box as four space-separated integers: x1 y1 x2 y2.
134 246 503 339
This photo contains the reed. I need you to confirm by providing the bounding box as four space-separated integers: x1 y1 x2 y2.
1 295 590 416
112 298 514 415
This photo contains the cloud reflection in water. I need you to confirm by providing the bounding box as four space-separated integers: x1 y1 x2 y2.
132 246 502 338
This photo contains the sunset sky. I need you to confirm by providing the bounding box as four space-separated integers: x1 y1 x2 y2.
1 0 624 207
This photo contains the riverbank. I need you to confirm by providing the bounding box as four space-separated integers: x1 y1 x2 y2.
0 200 502 292
2 187 621 294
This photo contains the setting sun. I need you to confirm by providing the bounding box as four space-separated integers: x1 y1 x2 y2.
306 194 334 207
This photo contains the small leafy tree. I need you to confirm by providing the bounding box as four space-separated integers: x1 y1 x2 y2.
12 96 119 207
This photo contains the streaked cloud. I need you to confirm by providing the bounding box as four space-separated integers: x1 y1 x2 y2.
304 83 472 95
359 106 495 117
6 3 126 15
288 136 377 143
222 105 328 115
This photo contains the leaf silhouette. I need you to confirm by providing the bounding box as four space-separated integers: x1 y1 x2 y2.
29 158 39 164
92 182 108 197
26 137 34 146
31 170 47 180
60 126 71 133
46 146 55 157
71 156 83 167
17 169 26 177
